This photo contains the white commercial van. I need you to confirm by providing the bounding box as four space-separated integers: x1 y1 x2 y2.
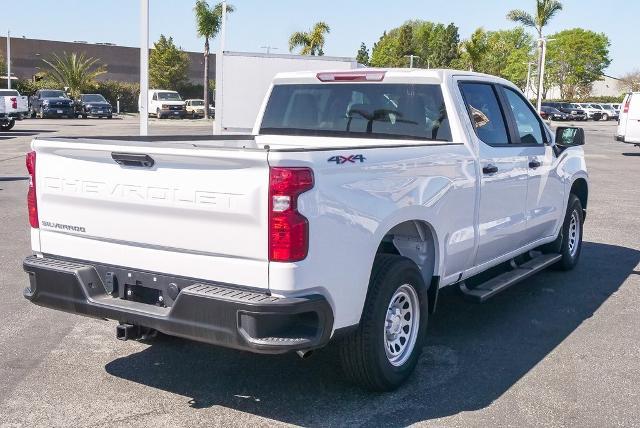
139 89 186 119
616 92 640 147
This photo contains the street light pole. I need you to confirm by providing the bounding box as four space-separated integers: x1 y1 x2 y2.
139 0 149 136
536 38 552 113
524 61 534 96
6 30 11 89
214 0 227 135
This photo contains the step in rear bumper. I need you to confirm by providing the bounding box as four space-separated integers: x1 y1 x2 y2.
23 255 333 354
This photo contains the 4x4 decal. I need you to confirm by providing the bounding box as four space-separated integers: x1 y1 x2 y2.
328 154 366 164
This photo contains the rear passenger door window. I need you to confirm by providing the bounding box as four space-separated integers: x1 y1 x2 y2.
459 83 510 146
502 87 545 146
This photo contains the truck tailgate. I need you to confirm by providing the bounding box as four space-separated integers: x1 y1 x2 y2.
33 138 270 289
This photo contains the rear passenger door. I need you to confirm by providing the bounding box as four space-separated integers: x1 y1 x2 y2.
458 81 529 268
499 85 565 244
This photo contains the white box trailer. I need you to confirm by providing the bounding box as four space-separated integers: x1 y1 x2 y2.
214 51 358 134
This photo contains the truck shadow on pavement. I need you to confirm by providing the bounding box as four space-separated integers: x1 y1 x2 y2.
105 242 638 427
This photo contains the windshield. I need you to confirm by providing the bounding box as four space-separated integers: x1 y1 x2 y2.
602 105 614 110
82 94 107 103
41 90 67 98
0 90 19 96
260 83 452 141
158 92 182 101
190 100 204 106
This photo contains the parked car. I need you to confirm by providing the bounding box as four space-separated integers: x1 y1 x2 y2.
184 99 214 118
76 94 113 119
141 90 186 119
23 69 588 391
616 92 640 147
577 103 602 121
540 106 569 121
590 103 618 121
29 89 75 119
0 89 29 131
543 102 588 121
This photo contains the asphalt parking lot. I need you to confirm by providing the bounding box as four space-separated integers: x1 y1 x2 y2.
0 116 638 427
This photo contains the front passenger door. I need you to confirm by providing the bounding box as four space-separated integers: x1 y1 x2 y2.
500 86 565 245
459 81 529 268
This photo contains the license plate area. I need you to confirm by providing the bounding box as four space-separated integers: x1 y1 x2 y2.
124 282 163 306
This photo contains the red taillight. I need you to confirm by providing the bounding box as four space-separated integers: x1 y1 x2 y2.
26 151 39 228
10 97 17 109
316 71 386 82
623 96 631 113
269 167 314 262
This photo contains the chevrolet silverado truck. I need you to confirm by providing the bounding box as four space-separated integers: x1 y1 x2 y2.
0 89 29 130
23 69 588 391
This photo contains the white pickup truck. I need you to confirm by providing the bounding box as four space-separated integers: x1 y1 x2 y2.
0 89 29 131
23 69 588 391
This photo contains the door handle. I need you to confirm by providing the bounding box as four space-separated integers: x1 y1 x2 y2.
529 160 542 169
482 165 499 175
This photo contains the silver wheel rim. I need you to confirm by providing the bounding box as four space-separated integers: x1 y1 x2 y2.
383 284 420 367
568 210 580 258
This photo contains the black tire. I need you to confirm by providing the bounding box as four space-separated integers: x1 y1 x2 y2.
602 113 609 121
339 254 428 391
543 194 584 270
107 115 113 119
0 119 15 131
156 108 163 119
82 114 88 119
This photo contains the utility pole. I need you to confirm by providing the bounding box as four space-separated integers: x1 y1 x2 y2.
524 61 535 97
6 30 11 89
404 55 422 69
139 0 149 136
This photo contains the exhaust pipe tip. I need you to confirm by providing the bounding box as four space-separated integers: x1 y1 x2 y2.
296 349 314 359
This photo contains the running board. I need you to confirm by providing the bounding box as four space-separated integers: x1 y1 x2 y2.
460 253 562 303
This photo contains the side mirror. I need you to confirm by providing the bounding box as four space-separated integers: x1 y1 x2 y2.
555 127 585 146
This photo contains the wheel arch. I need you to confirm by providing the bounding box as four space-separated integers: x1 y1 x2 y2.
373 219 441 313
570 177 588 218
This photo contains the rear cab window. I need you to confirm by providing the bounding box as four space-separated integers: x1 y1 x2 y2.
260 83 452 142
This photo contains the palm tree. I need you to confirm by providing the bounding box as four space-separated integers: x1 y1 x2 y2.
289 22 330 56
42 52 106 98
507 0 562 101
506 0 563 38
194 0 235 119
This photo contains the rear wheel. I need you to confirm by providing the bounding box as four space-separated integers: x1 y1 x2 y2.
339 254 428 391
602 113 609 121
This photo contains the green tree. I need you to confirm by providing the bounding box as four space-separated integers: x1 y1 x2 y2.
356 42 370 66
455 28 488 71
289 22 331 56
370 21 460 68
194 1 235 119
545 28 611 100
42 52 107 98
149 35 189 90
0 51 6 76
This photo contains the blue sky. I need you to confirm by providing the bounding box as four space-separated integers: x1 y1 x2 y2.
5 0 637 76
